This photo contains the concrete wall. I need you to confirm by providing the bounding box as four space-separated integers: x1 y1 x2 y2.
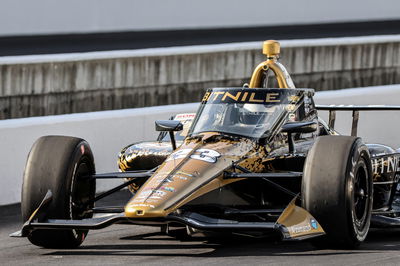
1 0 400 37
1 84 400 206
1 35 400 119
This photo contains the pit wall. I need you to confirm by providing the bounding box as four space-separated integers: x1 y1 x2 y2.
1 84 400 206
1 35 400 119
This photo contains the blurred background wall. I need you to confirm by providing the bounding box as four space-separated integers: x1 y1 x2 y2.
1 0 400 56
1 0 400 36
1 1 400 120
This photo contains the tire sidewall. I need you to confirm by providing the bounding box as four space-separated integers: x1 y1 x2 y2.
345 140 372 243
63 141 96 243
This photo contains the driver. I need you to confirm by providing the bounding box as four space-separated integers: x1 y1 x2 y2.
239 104 276 125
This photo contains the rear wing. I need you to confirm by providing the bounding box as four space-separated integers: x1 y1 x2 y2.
315 105 400 136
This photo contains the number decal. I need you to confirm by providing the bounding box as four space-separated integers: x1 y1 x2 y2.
167 148 192 161
191 149 221 163
167 148 221 163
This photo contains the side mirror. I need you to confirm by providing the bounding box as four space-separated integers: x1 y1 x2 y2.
282 121 317 153
282 121 318 134
155 120 183 150
155 120 183 132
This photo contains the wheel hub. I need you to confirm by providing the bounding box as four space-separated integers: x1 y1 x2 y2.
356 188 365 198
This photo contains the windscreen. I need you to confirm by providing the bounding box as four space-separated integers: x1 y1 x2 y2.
189 88 305 139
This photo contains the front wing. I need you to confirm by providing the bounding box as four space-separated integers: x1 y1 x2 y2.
11 192 325 241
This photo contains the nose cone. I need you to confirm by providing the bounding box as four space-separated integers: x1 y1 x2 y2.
124 134 255 218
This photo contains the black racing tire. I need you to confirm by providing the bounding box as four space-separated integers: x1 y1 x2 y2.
21 136 96 248
302 135 373 249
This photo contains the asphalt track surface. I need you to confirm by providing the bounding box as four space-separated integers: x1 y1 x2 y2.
1 190 400 265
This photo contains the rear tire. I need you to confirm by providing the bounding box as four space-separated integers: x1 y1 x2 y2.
21 136 96 248
302 136 373 248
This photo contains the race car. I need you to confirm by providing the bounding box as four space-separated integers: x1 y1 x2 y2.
11 40 400 249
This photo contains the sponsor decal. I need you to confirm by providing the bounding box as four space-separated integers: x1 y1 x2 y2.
134 189 166 201
153 173 192 183
202 90 282 104
131 203 155 209
135 190 152 200
288 95 300 102
163 177 174 183
155 171 170 176
148 196 162 199
154 173 189 183
372 155 400 174
175 113 196 120
132 197 160 204
285 104 297 112
154 175 174 183
167 148 221 163
153 172 171 179
161 186 175 192
149 190 166 198
289 224 311 234
310 219 318 230
288 113 296 121
80 144 85 154
201 89 303 104
140 142 169 148
176 170 195 177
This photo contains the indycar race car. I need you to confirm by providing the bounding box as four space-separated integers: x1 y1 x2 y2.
11 40 400 249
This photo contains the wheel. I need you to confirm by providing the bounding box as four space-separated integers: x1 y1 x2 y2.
302 135 373 248
21 135 96 248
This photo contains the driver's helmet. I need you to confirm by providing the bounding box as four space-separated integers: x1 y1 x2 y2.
238 104 267 125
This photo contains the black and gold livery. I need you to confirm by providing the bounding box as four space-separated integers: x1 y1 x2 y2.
12 40 400 249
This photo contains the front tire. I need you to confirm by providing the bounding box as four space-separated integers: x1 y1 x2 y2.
21 136 96 248
302 136 373 248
